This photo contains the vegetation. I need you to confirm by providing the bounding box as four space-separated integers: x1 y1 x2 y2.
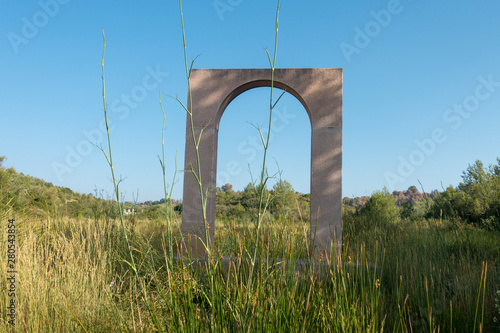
0 160 112 221
215 180 310 224
1 153 500 332
1 165 499 331
0 160 180 226
430 159 500 231
1 0 499 330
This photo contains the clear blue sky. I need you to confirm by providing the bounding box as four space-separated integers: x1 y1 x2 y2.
1 0 500 202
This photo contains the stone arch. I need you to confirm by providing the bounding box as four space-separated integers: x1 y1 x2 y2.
181 68 342 258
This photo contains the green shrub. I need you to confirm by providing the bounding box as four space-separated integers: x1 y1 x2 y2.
359 189 399 226
429 158 500 230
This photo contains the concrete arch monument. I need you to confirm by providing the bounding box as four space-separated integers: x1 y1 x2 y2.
181 68 342 257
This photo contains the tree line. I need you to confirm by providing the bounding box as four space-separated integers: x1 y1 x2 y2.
1 154 499 230
343 158 500 231
215 180 310 223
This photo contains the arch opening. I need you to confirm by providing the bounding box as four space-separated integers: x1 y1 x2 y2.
215 87 311 255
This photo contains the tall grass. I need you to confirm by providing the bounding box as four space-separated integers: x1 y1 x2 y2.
1 212 498 331
0 216 118 332
344 212 499 332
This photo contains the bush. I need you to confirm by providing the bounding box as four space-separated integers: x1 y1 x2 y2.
429 158 500 230
358 189 399 226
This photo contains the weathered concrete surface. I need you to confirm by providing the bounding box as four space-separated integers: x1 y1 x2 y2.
181 68 342 258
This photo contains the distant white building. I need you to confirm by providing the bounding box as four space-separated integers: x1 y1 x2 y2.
123 208 135 216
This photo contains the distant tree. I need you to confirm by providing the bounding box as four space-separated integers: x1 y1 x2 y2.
273 179 294 194
271 180 295 217
215 179 309 222
0 157 8 189
400 201 416 220
174 203 182 213
407 185 418 195
343 195 370 210
142 205 163 221
229 202 245 218
240 182 259 210
216 185 240 219
222 183 233 192
429 158 500 230
240 182 270 209
359 189 399 225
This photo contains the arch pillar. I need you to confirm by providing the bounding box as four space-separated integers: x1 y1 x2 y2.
181 68 342 258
